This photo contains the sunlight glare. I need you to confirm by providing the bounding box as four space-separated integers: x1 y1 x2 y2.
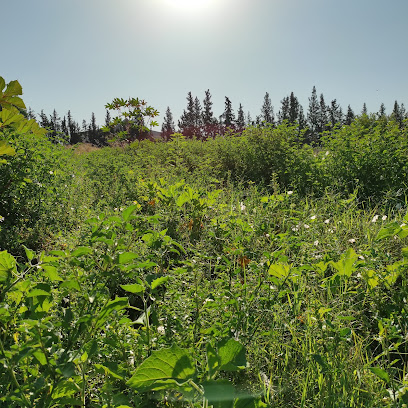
164 0 215 12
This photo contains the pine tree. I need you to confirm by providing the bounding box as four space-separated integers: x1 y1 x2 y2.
202 89 217 139
328 99 343 129
288 92 300 125
246 111 253 126
67 110 81 144
391 101 405 128
39 110 49 129
318 94 328 133
178 91 195 137
223 96 235 130
88 112 99 145
307 86 320 142
161 106 175 140
277 96 290 124
49 109 61 133
193 96 203 138
298 106 307 133
261 92 274 125
61 116 68 136
26 107 36 120
345 105 355 125
378 103 386 120
361 103 368 115
236 103 245 131
105 110 111 128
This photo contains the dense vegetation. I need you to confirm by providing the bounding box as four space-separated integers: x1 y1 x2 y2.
1 77 408 407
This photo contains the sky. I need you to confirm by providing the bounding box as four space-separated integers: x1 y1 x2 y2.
2 0 408 130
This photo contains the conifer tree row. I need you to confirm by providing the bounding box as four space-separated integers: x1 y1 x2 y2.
34 87 408 145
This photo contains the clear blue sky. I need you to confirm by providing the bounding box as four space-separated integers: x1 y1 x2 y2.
2 0 407 129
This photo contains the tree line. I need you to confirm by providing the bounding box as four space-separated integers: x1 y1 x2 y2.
162 86 408 143
30 86 408 145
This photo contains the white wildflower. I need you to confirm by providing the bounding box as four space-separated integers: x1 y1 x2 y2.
157 326 165 335
382 215 387 221
0 216 4 222
287 191 293 195
372 215 379 223
240 202 246 211
304 224 310 229
314 240 319 246
310 215 316 220
265 233 270 238
49 171 53 175
348 238 356 243
358 255 365 260
324 219 330 224
292 226 299 232
325 151 329 156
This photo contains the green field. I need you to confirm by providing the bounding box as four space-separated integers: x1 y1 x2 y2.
2 78 408 407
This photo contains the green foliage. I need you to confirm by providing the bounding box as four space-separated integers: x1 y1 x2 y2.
321 115 408 202
103 97 159 143
4 75 408 406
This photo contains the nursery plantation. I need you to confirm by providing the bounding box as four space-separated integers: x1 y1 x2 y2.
2 77 408 408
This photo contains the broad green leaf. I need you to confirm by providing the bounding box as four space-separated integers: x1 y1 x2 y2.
71 247 92 257
5 96 25 109
376 222 401 241
398 226 408 239
122 204 139 221
151 276 169 290
33 350 47 365
362 269 379 289
369 366 390 383
207 343 220 378
60 279 81 291
0 140 16 156
120 283 145 295
127 344 196 392
268 263 290 280
0 250 16 281
0 77 5 91
217 338 246 371
135 306 151 325
203 379 235 408
4 80 23 97
23 246 35 261
384 263 401 287
52 380 79 399
95 297 128 328
42 265 63 281
118 252 138 264
331 248 358 278
61 362 76 378
0 108 21 126
95 363 124 380
26 288 51 297
402 247 408 259
48 250 67 257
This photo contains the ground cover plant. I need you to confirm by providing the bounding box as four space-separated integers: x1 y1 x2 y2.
1 76 408 407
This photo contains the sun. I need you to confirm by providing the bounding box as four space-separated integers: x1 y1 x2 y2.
164 0 214 11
